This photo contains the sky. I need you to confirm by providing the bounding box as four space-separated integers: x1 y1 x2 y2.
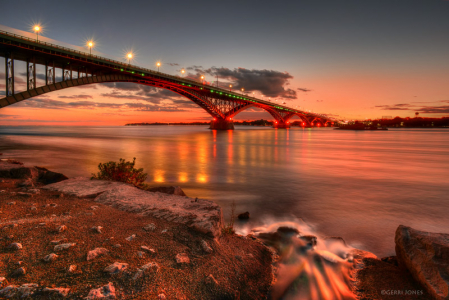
0 0 448 125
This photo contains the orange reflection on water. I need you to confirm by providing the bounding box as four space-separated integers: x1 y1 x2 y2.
197 174 208 183
178 172 188 183
153 170 165 182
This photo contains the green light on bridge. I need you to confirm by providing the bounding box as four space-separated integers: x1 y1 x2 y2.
120 69 124 71
211 90 214 93
142 73 145 76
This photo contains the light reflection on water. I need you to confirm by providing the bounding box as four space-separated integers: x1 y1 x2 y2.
1 125 448 257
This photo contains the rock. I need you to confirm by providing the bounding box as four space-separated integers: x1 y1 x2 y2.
39 223 46 226
51 239 68 245
143 223 156 232
113 244 121 248
158 294 166 299
0 276 6 285
30 206 37 211
176 253 190 264
87 247 109 260
17 283 38 297
125 234 136 241
141 246 156 254
11 267 26 277
147 186 187 196
57 225 67 233
0 285 18 298
161 229 168 234
7 201 16 205
91 205 99 210
86 282 116 299
27 189 40 194
91 226 103 234
201 240 213 253
395 225 449 299
18 179 34 187
43 253 58 262
8 242 22 250
50 203 57 207
36 167 68 184
43 287 70 297
54 243 76 252
132 262 160 280
381 256 399 266
103 262 129 275
205 274 219 287
68 265 77 273
237 211 250 219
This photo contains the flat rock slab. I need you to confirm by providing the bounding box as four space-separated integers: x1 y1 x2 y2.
95 185 223 237
43 177 132 198
0 161 38 179
43 177 223 237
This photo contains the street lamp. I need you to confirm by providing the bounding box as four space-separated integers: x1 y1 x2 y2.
34 26 40 42
156 62 161 72
87 41 94 55
241 88 244 94
181 69 185 77
127 53 133 64
201 75 204 84
229 84 232 91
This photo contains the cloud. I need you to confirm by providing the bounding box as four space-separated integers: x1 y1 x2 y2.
199 67 297 99
375 101 449 114
166 63 179 66
375 103 414 111
298 88 312 92
316 100 324 102
59 95 93 99
11 98 187 112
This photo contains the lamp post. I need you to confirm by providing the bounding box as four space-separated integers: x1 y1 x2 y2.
201 75 204 84
181 69 185 77
127 53 133 64
241 88 244 95
156 62 161 72
229 84 232 91
34 26 40 42
88 41 94 55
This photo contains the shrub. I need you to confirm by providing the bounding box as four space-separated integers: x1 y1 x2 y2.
91 157 147 188
222 200 236 235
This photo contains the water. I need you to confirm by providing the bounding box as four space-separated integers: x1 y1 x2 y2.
1 125 448 257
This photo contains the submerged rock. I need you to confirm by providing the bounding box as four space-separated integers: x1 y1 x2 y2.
395 225 449 299
238 211 250 219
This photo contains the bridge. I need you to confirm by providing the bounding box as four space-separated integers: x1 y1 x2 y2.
0 29 332 129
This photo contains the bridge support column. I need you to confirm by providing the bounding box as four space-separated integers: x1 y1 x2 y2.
210 119 234 130
273 121 290 129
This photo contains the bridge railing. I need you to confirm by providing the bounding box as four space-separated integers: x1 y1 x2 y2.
0 30 330 120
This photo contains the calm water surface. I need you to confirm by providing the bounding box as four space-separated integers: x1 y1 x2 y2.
1 125 448 257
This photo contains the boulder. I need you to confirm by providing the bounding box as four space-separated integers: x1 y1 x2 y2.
238 211 250 219
147 186 187 196
395 225 449 299
86 282 116 299
87 248 109 261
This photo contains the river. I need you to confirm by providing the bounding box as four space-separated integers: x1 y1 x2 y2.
1 125 448 257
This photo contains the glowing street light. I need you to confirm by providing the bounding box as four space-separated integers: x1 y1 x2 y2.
181 69 185 76
127 53 133 64
34 25 40 42
241 87 244 94
252 92 255 98
156 62 161 72
229 84 232 91
201 75 204 84
87 41 94 55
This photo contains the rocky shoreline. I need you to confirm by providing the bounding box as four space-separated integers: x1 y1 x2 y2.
0 157 447 299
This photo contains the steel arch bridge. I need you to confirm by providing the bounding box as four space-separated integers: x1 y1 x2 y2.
0 30 332 129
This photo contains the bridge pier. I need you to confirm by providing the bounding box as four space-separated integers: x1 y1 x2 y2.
273 122 290 129
210 119 234 130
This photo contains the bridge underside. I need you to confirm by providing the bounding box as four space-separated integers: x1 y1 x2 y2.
0 31 332 130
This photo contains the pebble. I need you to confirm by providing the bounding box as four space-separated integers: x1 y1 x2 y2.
125 234 136 241
51 239 68 245
113 244 121 248
201 240 213 253
0 277 6 284
176 253 190 264
87 247 109 261
68 265 77 273
12 267 26 277
86 282 116 300
7 201 16 205
27 189 40 194
161 229 168 234
57 225 67 233
43 253 58 262
50 203 57 207
30 206 37 211
54 243 76 252
158 294 166 299
132 262 160 280
90 206 99 210
17 192 33 198
143 223 156 231
39 223 46 226
103 262 129 275
8 242 22 250
91 226 103 234
205 274 219 287
137 251 144 258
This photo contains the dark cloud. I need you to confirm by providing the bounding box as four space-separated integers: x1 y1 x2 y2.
201 67 297 99
375 103 413 111
59 95 92 99
166 63 179 66
298 88 312 92
419 106 449 114
375 102 449 114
